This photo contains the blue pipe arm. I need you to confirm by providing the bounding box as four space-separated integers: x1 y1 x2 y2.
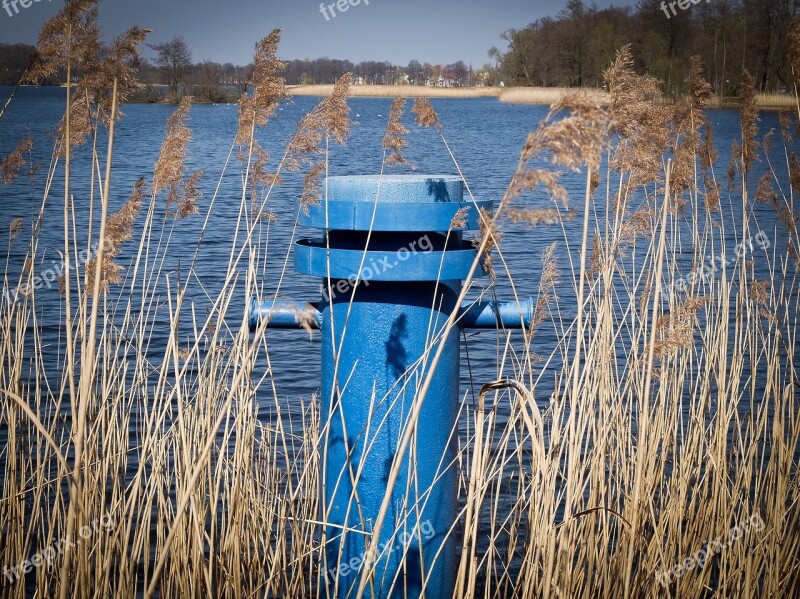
249 297 535 331
458 297 535 329
248 298 322 332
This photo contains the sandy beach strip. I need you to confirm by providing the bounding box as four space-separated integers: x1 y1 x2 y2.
287 84 796 108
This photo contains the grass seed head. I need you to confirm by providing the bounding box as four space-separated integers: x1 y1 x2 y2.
85 177 146 292
604 45 673 187
740 70 759 175
449 206 469 229
1 138 33 184
153 96 194 211
412 97 440 130
780 109 795 144
383 98 411 166
9 218 24 244
235 29 287 147
299 161 326 213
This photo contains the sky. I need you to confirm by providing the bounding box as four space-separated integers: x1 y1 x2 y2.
1 0 638 68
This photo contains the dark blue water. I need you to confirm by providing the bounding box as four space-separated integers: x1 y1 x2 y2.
0 85 796 481
0 87 550 406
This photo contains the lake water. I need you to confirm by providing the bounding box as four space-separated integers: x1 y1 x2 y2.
1 86 794 409
1 85 797 517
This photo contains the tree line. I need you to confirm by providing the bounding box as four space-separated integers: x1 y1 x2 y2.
3 0 797 99
140 36 491 101
496 0 799 95
0 36 494 102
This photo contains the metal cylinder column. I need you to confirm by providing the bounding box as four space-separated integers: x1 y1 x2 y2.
249 175 532 598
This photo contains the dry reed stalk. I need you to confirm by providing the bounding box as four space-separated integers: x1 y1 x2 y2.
2 9 800 599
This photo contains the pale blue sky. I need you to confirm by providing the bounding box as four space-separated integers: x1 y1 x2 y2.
1 0 638 67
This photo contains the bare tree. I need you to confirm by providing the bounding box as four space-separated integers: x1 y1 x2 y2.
194 59 224 103
150 36 191 94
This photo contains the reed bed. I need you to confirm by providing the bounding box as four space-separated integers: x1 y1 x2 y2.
498 86 611 105
1 2 799 597
704 93 797 109
294 85 796 110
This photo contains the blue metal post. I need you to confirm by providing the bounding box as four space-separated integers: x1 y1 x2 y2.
250 175 531 598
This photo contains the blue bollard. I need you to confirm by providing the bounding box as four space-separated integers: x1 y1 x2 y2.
250 175 532 598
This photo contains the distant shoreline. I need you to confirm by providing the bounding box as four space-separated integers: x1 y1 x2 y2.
288 84 797 109
287 84 501 99
4 83 793 109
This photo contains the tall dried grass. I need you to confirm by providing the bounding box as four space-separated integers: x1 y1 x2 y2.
1 5 799 599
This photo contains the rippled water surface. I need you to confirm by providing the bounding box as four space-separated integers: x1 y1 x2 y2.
0 85 795 437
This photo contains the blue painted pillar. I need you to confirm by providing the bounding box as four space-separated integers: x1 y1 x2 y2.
250 175 531 598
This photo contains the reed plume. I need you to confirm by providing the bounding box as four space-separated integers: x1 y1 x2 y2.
450 206 469 229
505 92 607 217
756 172 779 205
703 177 721 212
507 207 575 225
286 73 352 211
728 140 740 189
25 0 98 83
153 96 191 197
233 32 286 214
28 0 147 155
700 125 718 172
383 98 410 165
604 45 672 188
249 147 281 214
531 241 560 329
52 24 147 155
740 70 759 177
790 153 800 195
152 96 202 217
653 296 710 358
177 169 203 218
780 109 794 144
475 207 501 280
670 56 713 203
92 27 150 121
1 138 33 184
235 29 287 147
84 177 146 291
299 161 325 212
412 97 441 130
9 218 24 244
618 201 657 246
